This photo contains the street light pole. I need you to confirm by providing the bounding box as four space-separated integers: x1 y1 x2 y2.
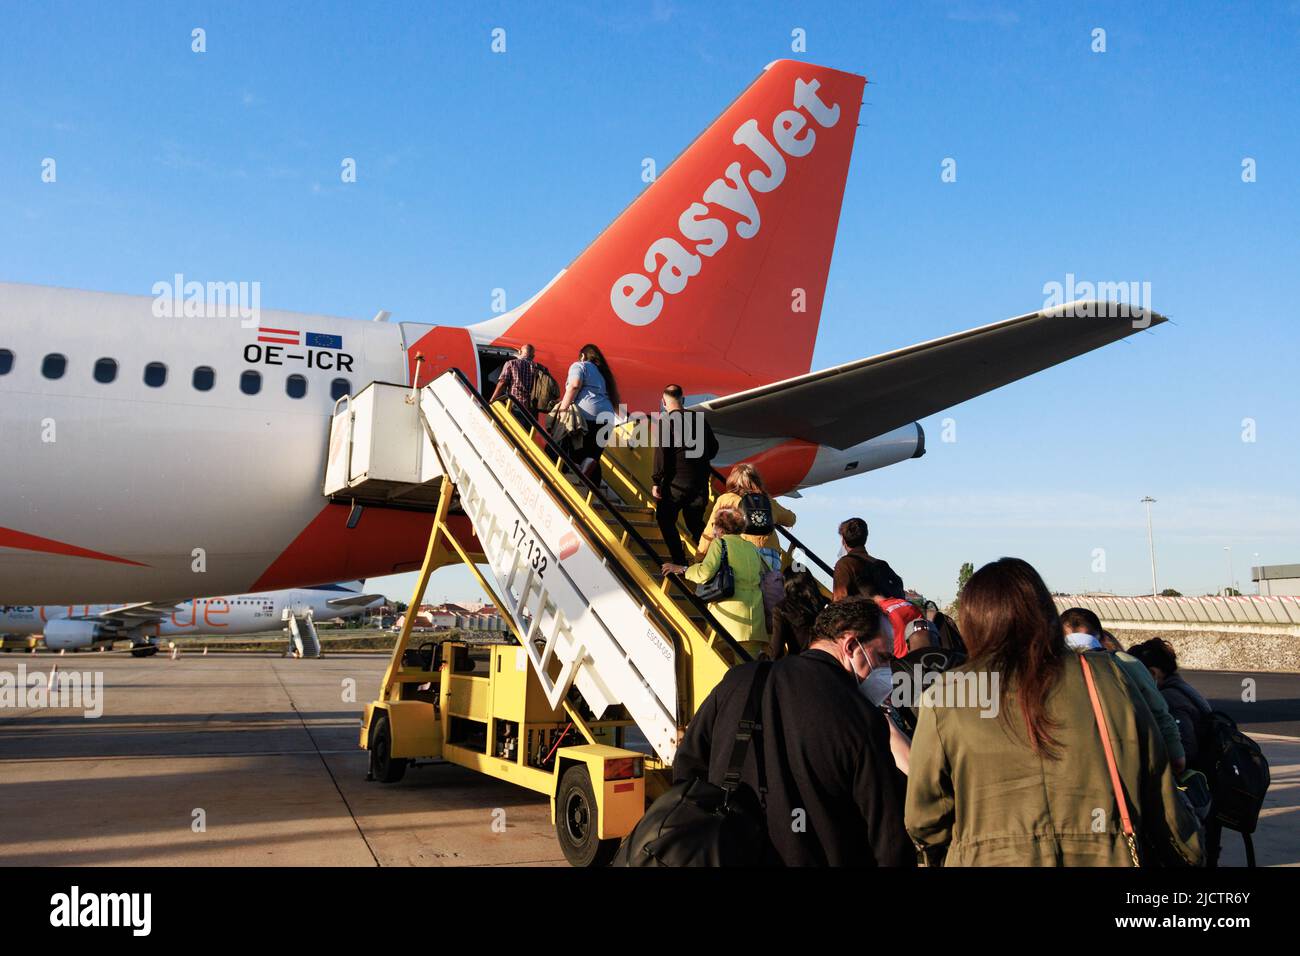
1141 496 1158 596
1224 546 1234 596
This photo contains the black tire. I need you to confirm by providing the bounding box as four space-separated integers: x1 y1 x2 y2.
555 764 618 867
371 713 407 783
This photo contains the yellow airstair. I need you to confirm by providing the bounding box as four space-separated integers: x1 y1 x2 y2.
343 370 755 865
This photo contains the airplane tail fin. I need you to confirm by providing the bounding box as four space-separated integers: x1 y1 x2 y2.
475 60 866 406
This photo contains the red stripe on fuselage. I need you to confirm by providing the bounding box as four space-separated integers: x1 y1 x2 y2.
0 526 149 567
250 503 481 592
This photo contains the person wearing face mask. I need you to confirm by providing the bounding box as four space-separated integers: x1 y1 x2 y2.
672 597 913 866
848 607 913 776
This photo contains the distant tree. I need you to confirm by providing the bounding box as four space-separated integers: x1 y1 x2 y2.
951 561 975 617
1159 588 1182 597
957 562 975 594
391 599 409 613
1224 587 1242 597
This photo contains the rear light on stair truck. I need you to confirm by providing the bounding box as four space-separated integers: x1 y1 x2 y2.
604 757 643 781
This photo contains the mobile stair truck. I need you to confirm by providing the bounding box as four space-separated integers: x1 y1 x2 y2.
325 369 791 866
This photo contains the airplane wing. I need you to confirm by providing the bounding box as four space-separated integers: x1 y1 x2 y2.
48 601 178 639
325 593 385 608
697 301 1168 449
88 602 176 628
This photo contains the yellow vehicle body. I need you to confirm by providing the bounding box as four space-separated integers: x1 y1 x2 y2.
361 640 648 850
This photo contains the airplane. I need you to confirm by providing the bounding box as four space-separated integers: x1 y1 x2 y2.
0 59 1166 606
0 581 385 656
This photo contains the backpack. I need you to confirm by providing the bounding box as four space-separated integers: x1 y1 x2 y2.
932 611 967 653
756 547 785 634
1204 711 1270 835
531 363 559 414
613 663 774 867
875 596 922 659
843 552 906 600
738 493 774 537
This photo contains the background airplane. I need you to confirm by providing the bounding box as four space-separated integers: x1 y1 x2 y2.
0 581 384 657
0 60 1162 607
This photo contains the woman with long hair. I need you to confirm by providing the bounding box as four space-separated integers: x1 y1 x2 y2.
904 557 1202 866
556 343 618 482
768 566 826 658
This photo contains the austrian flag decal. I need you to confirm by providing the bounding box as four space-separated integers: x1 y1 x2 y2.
257 327 344 350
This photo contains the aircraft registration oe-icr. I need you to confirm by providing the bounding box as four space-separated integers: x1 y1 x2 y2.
0 60 1165 607
0 581 384 655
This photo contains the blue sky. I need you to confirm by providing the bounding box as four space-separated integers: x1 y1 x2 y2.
3 1 1297 604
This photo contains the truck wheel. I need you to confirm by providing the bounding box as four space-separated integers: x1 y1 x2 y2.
371 714 407 783
556 764 618 867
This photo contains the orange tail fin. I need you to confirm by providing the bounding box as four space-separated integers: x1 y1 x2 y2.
479 60 866 405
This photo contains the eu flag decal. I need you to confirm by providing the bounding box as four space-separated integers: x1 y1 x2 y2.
305 332 343 350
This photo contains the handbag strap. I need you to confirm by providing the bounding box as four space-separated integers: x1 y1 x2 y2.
722 661 771 807
1079 654 1140 866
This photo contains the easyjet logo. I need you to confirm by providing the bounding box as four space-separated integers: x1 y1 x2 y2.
609 76 843 327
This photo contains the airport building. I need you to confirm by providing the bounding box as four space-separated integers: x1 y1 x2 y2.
1252 564 1300 596
395 603 508 633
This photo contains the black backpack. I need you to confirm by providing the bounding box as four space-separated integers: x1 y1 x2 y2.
1204 711 1270 835
738 493 773 536
613 663 775 867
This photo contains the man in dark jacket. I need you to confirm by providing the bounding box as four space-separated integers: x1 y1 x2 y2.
832 517 905 601
673 597 913 866
652 384 718 565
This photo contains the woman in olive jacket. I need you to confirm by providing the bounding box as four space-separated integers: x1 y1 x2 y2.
905 557 1203 867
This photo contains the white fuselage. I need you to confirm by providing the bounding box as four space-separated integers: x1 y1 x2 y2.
0 283 916 607
0 283 417 604
0 586 380 642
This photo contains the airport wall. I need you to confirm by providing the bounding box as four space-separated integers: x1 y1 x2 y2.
1054 595 1300 673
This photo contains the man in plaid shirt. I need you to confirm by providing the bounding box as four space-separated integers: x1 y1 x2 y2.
490 343 538 415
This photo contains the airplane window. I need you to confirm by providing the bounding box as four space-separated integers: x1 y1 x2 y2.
0 349 12 374
144 362 167 387
93 358 118 384
240 370 262 395
286 374 307 399
42 353 67 379
192 366 215 391
330 377 350 401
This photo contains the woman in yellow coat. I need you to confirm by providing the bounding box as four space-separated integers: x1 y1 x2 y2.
663 507 768 658
696 463 795 559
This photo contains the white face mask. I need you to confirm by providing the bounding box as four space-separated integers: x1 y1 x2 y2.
847 638 893 706
860 667 894 708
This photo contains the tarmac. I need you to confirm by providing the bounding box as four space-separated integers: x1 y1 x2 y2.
0 652 1295 867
